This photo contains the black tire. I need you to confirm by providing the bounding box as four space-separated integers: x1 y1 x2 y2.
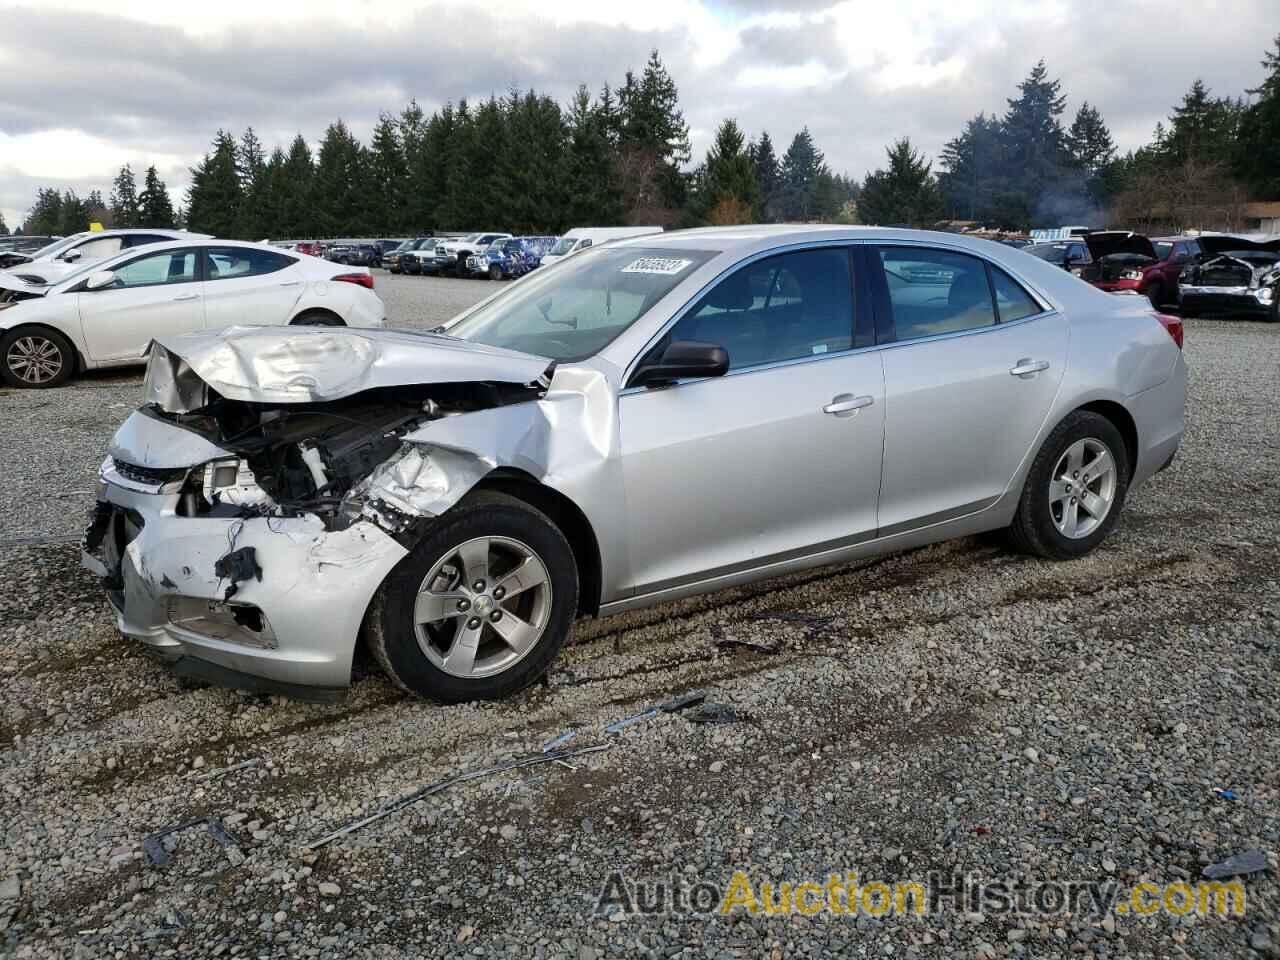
1146 282 1164 309
1 326 76 388
368 491 578 703
290 309 345 326
489 263 503 281
1268 293 1279 324
1008 411 1130 561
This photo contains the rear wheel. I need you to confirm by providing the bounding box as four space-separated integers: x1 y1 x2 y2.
1008 411 1130 560
1146 282 1164 309
291 309 344 326
489 263 503 281
368 491 578 702
1 327 75 388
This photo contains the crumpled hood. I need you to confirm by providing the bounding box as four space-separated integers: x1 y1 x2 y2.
143 325 555 412
0 272 51 297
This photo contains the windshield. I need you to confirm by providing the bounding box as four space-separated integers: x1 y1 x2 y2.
28 234 85 260
448 245 717 361
1027 243 1068 262
547 237 577 256
1153 241 1173 260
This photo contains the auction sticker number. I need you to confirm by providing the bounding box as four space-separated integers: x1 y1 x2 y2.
621 257 693 275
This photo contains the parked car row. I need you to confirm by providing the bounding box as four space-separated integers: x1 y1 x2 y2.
1025 231 1280 321
387 227 666 280
0 230 384 387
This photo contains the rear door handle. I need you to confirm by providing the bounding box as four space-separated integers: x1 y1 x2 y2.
1010 358 1049 378
172 293 199 302
823 394 874 417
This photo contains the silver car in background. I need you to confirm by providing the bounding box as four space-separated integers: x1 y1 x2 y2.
84 226 1186 702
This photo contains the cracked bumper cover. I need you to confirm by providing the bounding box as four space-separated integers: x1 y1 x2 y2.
83 462 408 690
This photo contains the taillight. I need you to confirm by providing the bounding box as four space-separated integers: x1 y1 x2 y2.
333 272 374 289
1154 311 1183 350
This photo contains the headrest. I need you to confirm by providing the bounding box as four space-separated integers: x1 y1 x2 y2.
948 270 989 310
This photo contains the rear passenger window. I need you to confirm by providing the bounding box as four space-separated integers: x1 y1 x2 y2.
878 247 996 341
989 266 1040 322
205 247 295 279
669 248 854 371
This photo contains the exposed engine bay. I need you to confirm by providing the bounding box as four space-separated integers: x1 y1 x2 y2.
0 286 44 309
139 380 542 535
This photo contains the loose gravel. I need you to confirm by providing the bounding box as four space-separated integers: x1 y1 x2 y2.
1 309 1278 959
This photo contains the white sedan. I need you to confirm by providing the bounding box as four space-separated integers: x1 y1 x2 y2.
0 228 204 286
0 239 386 387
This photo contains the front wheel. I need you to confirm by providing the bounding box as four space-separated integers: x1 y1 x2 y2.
489 263 503 281
367 491 578 702
1 327 75 388
1008 411 1130 560
291 309 344 326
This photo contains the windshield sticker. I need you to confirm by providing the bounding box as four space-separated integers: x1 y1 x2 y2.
621 257 693 276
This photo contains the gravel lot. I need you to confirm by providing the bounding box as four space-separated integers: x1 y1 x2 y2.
1 283 1278 958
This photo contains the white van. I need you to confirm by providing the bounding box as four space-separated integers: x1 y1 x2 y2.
540 226 663 266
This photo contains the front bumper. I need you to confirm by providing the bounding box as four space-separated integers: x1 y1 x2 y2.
1094 279 1142 294
1179 286 1271 316
82 462 407 693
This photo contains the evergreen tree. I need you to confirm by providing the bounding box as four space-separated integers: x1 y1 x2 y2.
25 188 63 235
693 118 760 223
1067 102 1116 174
278 135 316 237
236 127 269 238
939 113 1004 221
399 99 433 231
502 90 569 232
186 130 243 237
57 190 91 235
418 104 458 231
999 60 1069 226
617 50 690 215
0 211 7 236
86 190 109 228
566 85 622 225
138 165 176 228
313 120 367 236
1163 79 1242 165
750 131 781 220
779 127 826 221
440 101 479 229
858 138 943 227
1236 34 1280 197
368 112 407 234
109 164 140 228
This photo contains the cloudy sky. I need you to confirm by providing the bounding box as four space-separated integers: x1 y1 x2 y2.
1 0 1275 229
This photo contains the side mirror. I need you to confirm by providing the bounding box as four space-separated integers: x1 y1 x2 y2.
60 249 83 263
85 270 117 291
632 340 729 388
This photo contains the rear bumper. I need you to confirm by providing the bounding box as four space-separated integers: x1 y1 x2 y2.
1128 354 1187 490
82 465 407 691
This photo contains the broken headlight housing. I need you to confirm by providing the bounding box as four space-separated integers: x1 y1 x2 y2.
177 458 274 515
1120 268 1143 281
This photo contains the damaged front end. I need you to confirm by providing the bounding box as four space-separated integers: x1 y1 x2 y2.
1179 249 1280 317
84 325 560 697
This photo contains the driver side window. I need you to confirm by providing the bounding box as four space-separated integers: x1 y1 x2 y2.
665 248 855 371
108 250 198 289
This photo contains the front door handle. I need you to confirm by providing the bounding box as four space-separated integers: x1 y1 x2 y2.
279 279 300 287
1010 358 1049 378
172 293 199 302
823 394 874 417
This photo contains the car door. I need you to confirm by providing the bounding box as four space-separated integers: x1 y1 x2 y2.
76 248 203 361
870 245 1068 534
201 246 305 329
618 246 885 596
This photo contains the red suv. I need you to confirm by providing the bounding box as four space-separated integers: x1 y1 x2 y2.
1094 235 1259 309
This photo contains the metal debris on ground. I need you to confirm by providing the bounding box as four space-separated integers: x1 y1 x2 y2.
540 730 577 753
604 691 707 733
712 632 783 655
1202 849 1267 880
143 817 242 867
303 743 612 850
188 758 263 782
687 702 739 725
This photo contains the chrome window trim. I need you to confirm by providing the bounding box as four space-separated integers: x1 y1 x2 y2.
619 237 1059 396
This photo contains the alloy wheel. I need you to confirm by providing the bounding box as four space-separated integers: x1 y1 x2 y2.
413 536 553 679
6 335 63 385
1048 438 1118 539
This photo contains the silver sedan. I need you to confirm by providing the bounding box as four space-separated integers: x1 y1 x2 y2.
85 226 1186 702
